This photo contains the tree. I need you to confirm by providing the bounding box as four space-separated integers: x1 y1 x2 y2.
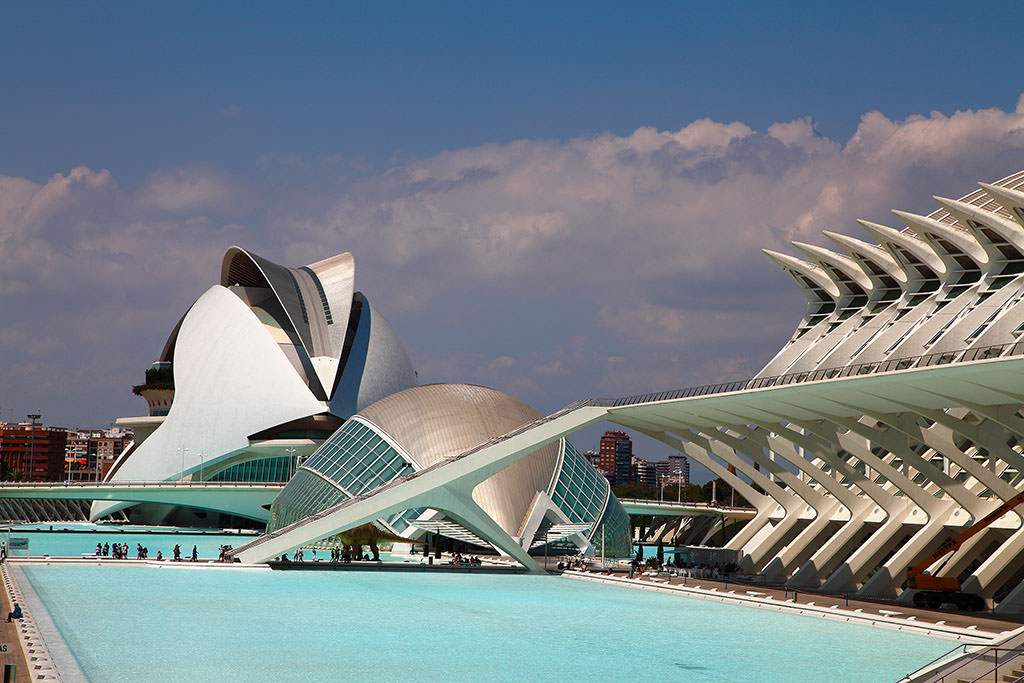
612 482 660 500
702 478 750 507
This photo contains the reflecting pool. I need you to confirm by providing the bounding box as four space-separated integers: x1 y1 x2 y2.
2 523 257 559
18 564 949 682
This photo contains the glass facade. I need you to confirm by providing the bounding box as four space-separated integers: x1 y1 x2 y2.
269 417 632 557
268 417 417 535
208 456 295 483
268 469 348 531
593 497 632 558
551 441 607 524
301 418 413 495
548 440 632 557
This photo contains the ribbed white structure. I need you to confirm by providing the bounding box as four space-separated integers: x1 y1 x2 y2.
672 170 1024 611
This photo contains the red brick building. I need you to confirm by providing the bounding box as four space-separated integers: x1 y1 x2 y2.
0 422 68 481
598 430 633 486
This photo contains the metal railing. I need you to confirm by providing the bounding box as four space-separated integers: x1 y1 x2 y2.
616 497 755 512
589 341 1024 409
900 645 1024 683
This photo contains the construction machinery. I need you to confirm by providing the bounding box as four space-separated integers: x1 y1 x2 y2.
907 491 1024 611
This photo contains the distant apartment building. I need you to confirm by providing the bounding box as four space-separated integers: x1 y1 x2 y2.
632 458 658 487
583 450 601 469
599 430 633 487
0 422 68 481
65 427 133 481
655 454 689 484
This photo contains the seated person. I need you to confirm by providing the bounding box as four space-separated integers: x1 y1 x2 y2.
6 603 21 622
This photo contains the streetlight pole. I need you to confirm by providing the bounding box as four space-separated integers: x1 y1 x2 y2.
285 447 296 479
27 414 40 482
675 467 682 502
178 446 189 481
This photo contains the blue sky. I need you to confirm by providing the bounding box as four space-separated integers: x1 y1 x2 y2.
4 2 1021 181
2 2 1024 479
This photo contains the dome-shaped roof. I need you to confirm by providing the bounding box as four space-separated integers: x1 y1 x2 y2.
357 383 560 536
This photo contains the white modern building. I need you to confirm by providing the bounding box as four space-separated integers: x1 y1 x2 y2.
94 247 417 524
267 383 632 568
236 170 1024 612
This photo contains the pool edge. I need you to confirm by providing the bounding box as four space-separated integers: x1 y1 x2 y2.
559 570 1011 643
5 563 87 682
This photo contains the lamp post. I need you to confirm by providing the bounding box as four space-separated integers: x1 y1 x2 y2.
177 445 189 481
285 447 296 479
674 467 682 503
27 414 41 482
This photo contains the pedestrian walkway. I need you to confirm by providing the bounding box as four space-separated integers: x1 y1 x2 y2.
0 564 41 682
636 574 1023 634
561 567 1024 641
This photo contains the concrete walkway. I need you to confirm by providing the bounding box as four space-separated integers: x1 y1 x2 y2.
561 568 1024 642
0 580 30 682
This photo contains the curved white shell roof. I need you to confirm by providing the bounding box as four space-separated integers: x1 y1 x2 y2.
98 247 417 520
358 384 560 537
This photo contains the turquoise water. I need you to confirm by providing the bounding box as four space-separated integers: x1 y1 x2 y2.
20 565 949 682
3 523 257 559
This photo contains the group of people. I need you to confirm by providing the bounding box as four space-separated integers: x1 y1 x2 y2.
94 542 200 562
556 558 588 571
277 547 376 563
448 552 482 566
171 544 199 562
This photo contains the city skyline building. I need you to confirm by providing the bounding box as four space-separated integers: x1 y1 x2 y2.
632 458 657 487
656 454 690 486
65 427 133 482
598 430 633 487
0 422 68 482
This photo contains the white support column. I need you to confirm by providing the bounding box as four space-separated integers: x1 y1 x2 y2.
788 505 877 588
858 508 960 598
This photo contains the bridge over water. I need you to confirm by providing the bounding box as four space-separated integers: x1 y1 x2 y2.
0 481 280 523
0 483 747 545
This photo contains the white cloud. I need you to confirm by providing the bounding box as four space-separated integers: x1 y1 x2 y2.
138 165 237 214
3 98 1024 426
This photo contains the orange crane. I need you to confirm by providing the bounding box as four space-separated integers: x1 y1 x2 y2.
907 491 1024 611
